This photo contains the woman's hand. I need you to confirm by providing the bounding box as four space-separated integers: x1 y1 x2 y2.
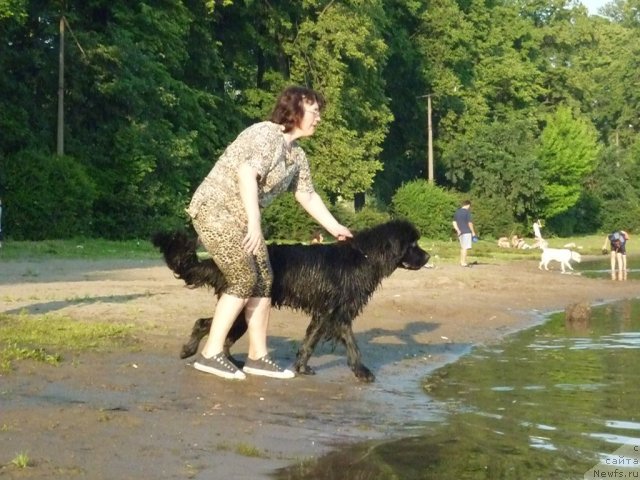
242 220 264 255
294 191 353 241
237 163 263 254
329 224 353 241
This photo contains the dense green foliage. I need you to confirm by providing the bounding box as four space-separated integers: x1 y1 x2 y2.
538 107 600 219
391 180 459 239
1 0 639 240
261 193 326 242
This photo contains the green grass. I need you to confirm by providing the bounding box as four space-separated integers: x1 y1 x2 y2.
217 442 271 458
1 233 633 263
420 233 639 265
0 313 136 373
10 452 31 469
0 237 159 260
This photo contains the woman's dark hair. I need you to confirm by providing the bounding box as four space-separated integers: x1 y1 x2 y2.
270 86 325 132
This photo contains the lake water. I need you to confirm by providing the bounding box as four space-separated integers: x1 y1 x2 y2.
578 256 640 281
276 296 640 479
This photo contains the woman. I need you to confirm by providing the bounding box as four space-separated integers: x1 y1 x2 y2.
186 86 352 380
602 230 629 280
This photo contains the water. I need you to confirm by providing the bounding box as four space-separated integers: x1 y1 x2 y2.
577 257 640 281
276 299 640 479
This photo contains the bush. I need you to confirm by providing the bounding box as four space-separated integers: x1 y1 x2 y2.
262 192 323 241
335 205 391 232
467 195 518 239
598 200 640 234
262 193 392 242
390 180 459 239
2 149 97 240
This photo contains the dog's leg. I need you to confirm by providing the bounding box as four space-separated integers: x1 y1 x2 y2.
294 315 325 376
538 260 543 270
180 317 213 358
339 323 375 383
179 315 248 361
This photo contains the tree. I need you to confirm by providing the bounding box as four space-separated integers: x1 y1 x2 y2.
0 0 27 20
286 0 391 199
538 106 600 220
374 0 428 201
585 142 640 233
442 113 543 221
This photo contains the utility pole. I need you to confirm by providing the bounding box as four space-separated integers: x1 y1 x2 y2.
427 94 434 184
57 16 65 156
56 16 85 156
417 94 435 184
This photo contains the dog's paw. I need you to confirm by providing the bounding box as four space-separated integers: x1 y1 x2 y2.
354 366 376 383
180 344 198 359
294 364 316 376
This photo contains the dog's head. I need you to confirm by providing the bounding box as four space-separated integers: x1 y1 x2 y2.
353 220 429 271
571 251 582 263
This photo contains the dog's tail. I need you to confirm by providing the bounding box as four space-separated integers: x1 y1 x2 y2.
151 230 227 293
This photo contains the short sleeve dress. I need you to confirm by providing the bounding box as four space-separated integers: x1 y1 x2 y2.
186 121 315 298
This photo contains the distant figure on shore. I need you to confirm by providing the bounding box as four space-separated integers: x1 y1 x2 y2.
310 230 324 244
532 219 544 248
511 234 532 250
602 230 629 281
452 200 477 267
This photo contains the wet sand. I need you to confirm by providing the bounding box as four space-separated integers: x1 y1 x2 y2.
0 256 638 479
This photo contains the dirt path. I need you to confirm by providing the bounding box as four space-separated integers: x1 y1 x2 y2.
0 256 638 479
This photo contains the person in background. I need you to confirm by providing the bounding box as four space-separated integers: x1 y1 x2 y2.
532 219 544 248
602 230 629 281
452 200 477 267
310 230 324 244
185 85 352 381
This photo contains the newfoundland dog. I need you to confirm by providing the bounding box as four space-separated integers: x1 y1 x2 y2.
152 219 429 382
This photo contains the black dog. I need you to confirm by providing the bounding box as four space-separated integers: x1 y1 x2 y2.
152 220 429 382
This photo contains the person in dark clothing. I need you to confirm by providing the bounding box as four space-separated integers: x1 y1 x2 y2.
602 230 629 280
452 200 477 267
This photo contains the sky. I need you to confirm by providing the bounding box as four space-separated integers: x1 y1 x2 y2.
580 0 609 14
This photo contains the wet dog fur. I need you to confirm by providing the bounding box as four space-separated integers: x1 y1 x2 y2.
152 220 429 382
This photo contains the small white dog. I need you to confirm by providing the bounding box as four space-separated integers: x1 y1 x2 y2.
539 248 582 273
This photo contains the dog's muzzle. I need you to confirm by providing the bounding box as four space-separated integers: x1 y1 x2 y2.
401 249 430 270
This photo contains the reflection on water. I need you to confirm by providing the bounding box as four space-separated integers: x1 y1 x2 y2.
577 256 639 281
276 299 640 480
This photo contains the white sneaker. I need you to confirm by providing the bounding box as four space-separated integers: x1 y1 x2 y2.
243 355 295 379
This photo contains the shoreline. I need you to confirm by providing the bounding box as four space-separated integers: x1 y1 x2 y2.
0 257 639 479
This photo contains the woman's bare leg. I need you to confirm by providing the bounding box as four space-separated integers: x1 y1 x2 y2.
200 293 248 358
244 297 271 360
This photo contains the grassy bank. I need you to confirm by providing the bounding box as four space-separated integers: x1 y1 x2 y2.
0 313 136 373
419 233 633 265
0 238 159 260
0 233 627 263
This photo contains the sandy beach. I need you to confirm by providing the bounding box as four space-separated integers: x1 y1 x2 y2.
0 254 638 479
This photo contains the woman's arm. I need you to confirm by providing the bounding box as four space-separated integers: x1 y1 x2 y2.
295 191 352 240
238 163 264 254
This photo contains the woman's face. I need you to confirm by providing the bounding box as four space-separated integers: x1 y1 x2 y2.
298 101 321 137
